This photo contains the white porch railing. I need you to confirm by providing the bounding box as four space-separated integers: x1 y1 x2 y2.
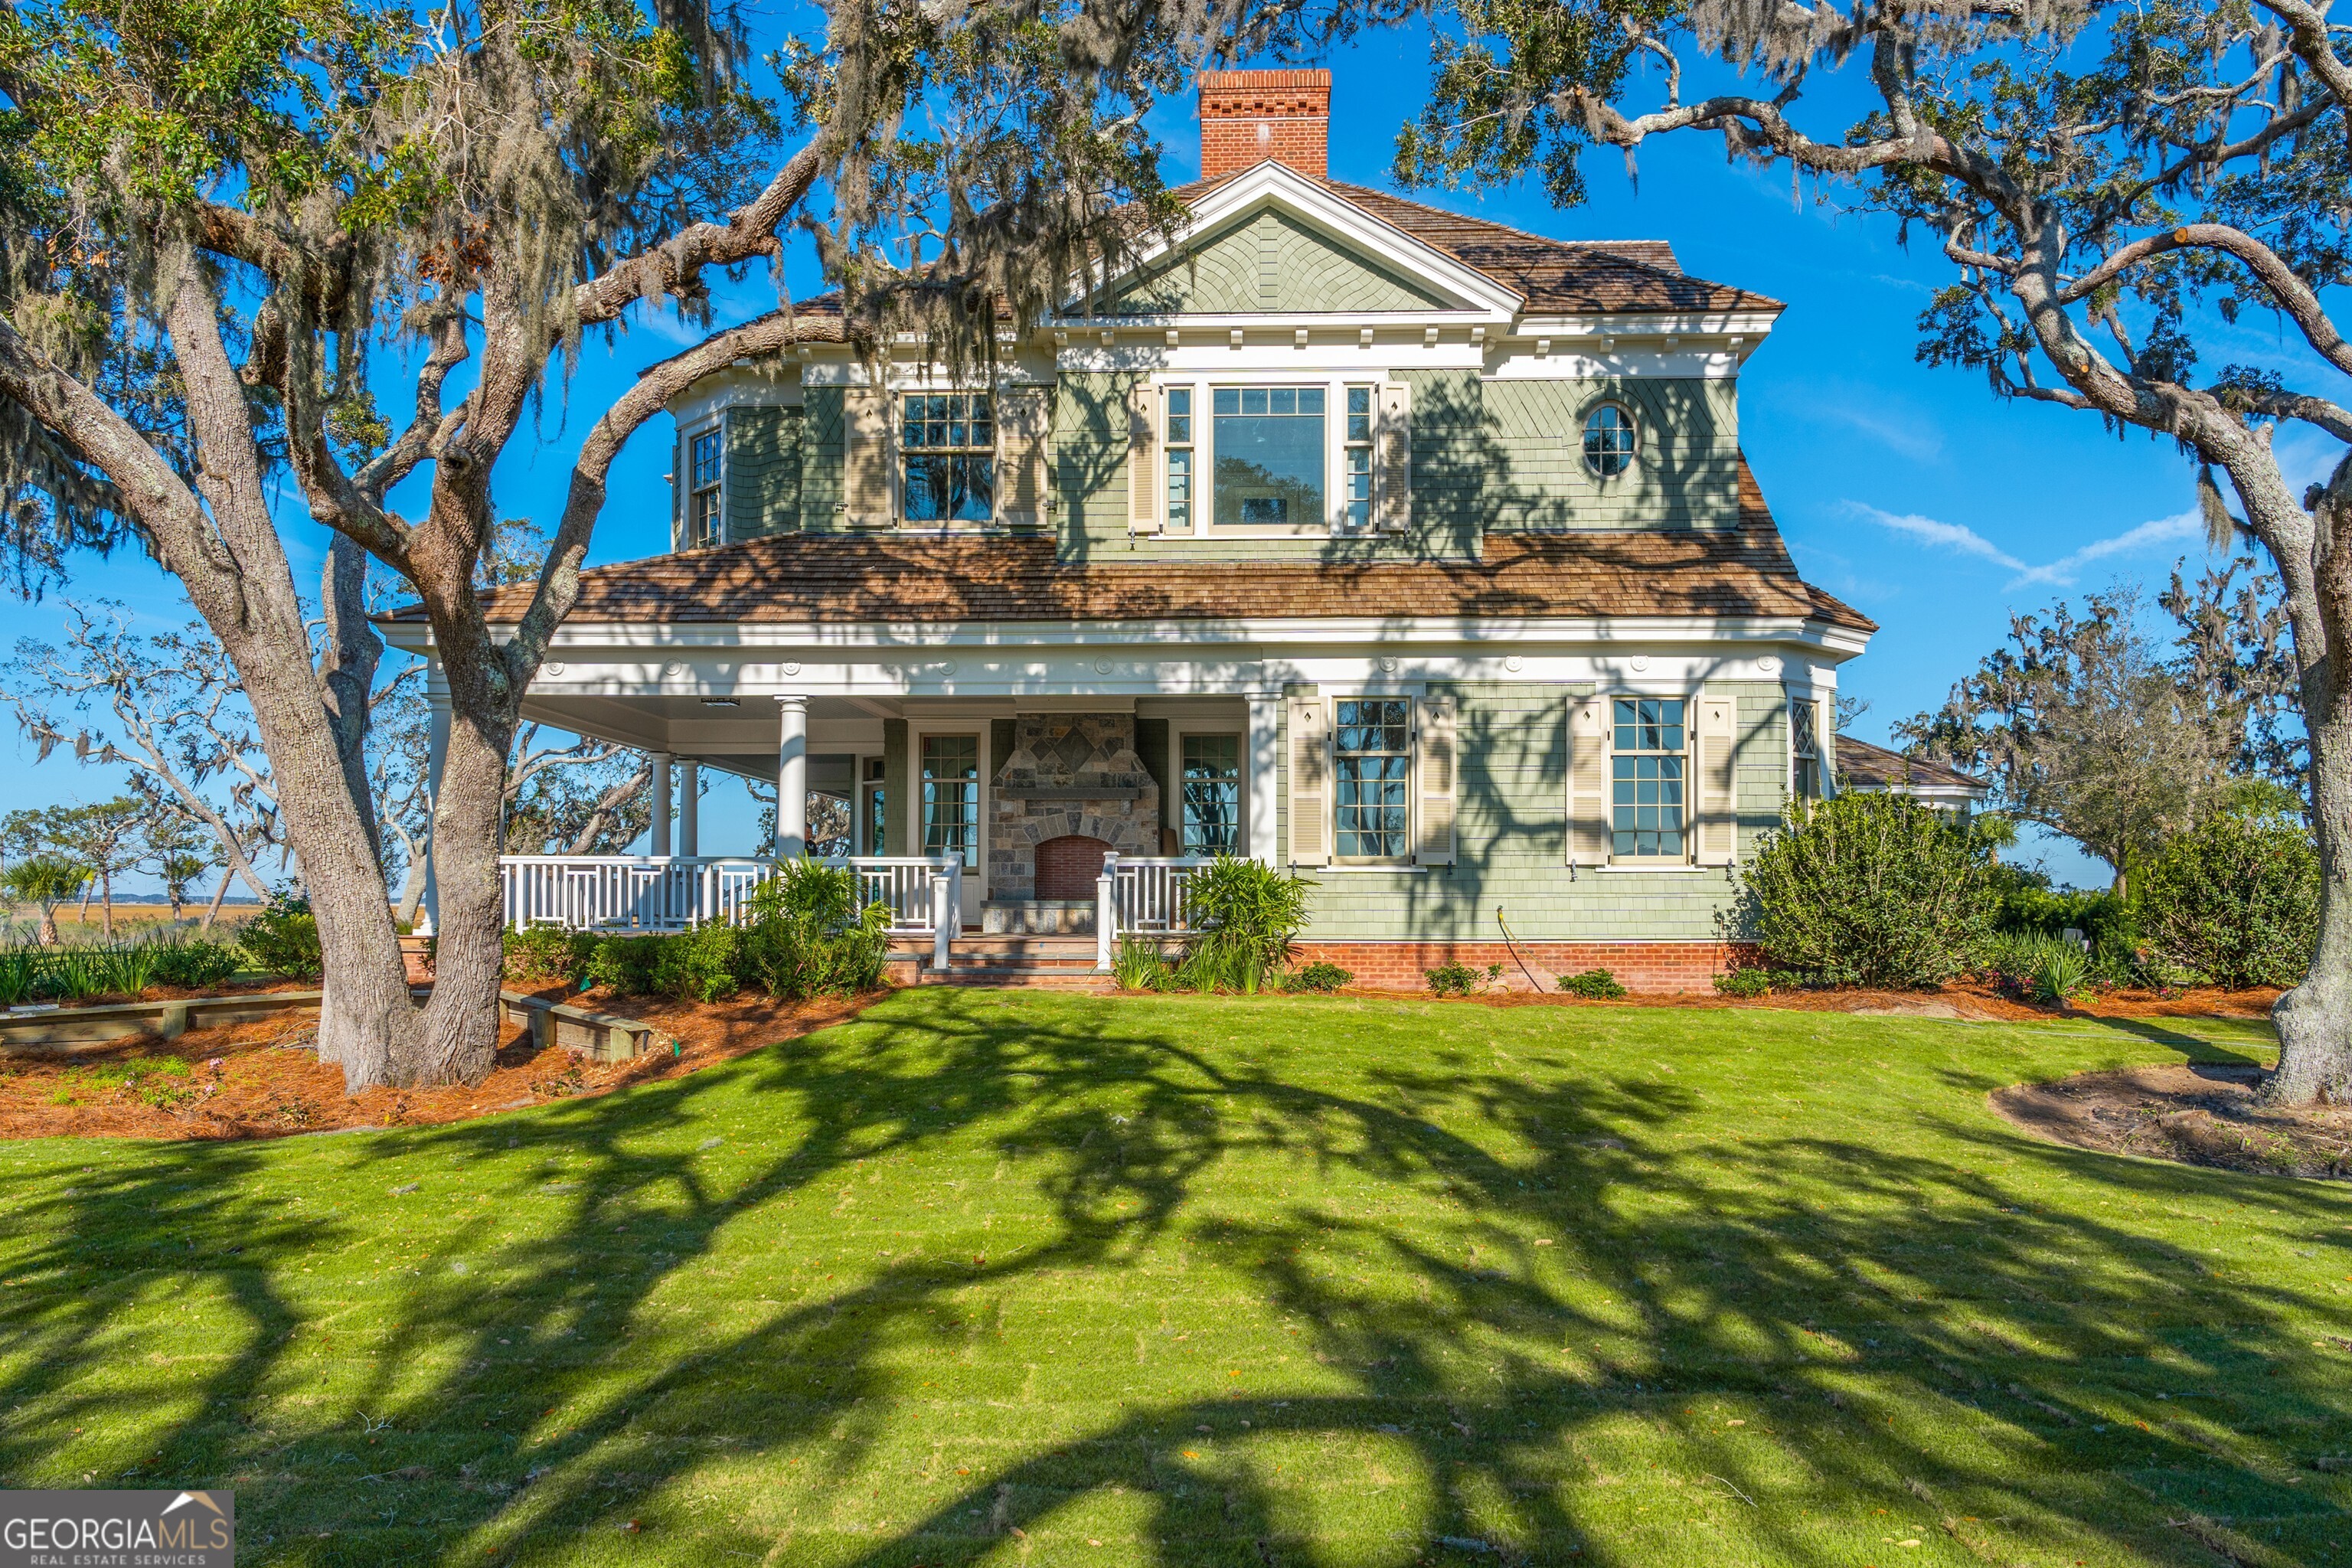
499 854 962 968
1094 854 1212 968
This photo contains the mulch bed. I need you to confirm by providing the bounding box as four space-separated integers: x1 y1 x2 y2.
0 985 880 1142
1992 1063 2352 1180
1377 978 2282 1024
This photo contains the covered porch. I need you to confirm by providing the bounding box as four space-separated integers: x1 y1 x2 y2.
427 680 1271 965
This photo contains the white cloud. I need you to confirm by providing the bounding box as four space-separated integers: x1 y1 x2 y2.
1844 501 2026 571
1813 403 1945 462
2007 510 2203 588
1844 500 2212 590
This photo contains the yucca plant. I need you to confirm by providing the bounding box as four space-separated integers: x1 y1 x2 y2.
1182 857 1314 972
0 944 44 1007
2030 940 2092 1005
1111 936 1171 993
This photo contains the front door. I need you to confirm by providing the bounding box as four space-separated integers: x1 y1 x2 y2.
918 731 985 926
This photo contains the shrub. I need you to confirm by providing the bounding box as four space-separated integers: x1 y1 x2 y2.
654 922 740 1002
1285 960 1352 994
740 860 891 998
149 938 241 991
1730 794 1999 988
1713 968 1772 999
1184 858 1314 973
504 926 596 988
1558 968 1626 1000
2137 808 2319 988
1425 962 1496 998
0 944 39 1006
240 891 323 980
584 933 668 996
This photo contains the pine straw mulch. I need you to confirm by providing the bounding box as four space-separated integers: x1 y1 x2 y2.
1383 976 2284 1024
1991 1063 2352 1181
0 984 884 1143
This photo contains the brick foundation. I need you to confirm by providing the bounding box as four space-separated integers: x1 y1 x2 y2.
1292 941 1760 993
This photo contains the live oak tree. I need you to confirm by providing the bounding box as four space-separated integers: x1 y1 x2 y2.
0 0 1262 1088
1397 0 2352 1102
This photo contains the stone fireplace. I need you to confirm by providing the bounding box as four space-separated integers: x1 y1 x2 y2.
984 713 1162 933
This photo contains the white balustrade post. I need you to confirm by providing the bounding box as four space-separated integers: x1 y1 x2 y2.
930 867 953 971
1096 852 1118 969
418 671 452 937
775 694 808 859
678 761 699 857
1246 690 1282 866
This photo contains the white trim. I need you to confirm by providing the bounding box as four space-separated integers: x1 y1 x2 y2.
680 416 727 550
1060 162 1524 322
1485 350 1744 381
909 718 990 920
1068 339 1485 375
665 368 804 426
1515 311 1781 338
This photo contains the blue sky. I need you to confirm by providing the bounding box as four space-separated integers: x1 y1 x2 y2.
6 12 2337 892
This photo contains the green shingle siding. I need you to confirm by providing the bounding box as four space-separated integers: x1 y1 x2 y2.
1111 211 1449 315
1480 378 1740 531
1276 681 1787 942
800 386 846 533
724 407 802 541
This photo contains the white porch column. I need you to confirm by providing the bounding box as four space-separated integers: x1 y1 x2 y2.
1245 690 1282 866
775 695 808 859
419 671 452 936
649 753 673 858
678 763 699 858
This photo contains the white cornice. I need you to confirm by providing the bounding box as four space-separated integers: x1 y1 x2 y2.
382 612 1870 660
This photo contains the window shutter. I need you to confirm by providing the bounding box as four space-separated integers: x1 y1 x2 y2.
671 430 687 550
1566 695 1609 865
1374 380 1412 532
1127 381 1158 534
843 385 893 527
1695 694 1738 864
1415 692 1456 866
995 386 1051 529
1286 694 1328 866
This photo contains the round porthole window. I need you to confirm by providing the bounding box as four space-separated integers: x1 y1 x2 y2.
1582 403 1638 478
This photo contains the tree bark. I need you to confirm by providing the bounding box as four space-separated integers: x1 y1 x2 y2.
203 867 233 933
100 873 114 939
2262 453 2352 1103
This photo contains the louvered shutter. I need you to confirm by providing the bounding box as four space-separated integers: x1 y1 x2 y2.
671 430 688 550
1566 694 1610 865
1286 694 1328 866
1374 380 1412 532
1415 692 1456 866
1127 381 1158 534
844 385 893 527
995 387 1051 530
1695 694 1738 864
1816 697 1840 798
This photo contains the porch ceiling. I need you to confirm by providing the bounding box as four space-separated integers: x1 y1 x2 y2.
519 692 887 765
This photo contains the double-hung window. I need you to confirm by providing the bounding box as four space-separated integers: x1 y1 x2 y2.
1165 388 1195 531
921 735 980 867
686 426 723 547
902 393 994 524
1611 698 1687 858
1180 733 1241 855
1213 386 1325 528
1334 698 1411 861
1343 387 1374 530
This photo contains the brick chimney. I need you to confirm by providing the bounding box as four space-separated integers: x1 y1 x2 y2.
1198 69 1331 181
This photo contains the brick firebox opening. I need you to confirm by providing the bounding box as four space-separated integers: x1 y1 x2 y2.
1034 834 1113 901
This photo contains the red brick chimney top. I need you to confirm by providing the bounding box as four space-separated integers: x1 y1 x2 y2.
1198 68 1331 181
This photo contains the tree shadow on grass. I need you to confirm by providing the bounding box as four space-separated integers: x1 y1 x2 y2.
0 992 2346 1564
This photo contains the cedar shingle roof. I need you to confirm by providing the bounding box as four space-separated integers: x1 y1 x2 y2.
403 459 1870 635
642 172 1777 377
1834 735 1987 795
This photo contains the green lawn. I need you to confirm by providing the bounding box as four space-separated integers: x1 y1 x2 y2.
0 991 2344 1566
